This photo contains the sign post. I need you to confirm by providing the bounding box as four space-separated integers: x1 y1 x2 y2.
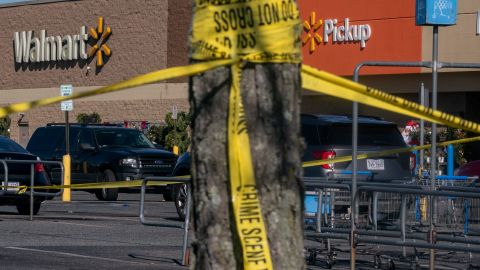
415 1 457 268
60 85 73 202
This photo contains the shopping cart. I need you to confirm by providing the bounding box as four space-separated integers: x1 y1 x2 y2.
413 174 478 234
304 170 373 268
304 170 373 229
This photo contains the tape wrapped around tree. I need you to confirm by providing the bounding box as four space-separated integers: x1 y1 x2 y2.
189 0 304 269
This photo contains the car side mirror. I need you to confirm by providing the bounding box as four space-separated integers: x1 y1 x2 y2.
80 143 96 151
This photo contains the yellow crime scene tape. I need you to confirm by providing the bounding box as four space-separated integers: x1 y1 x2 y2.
228 64 274 269
303 136 480 168
13 177 191 194
0 59 235 118
191 1 302 269
13 135 479 192
190 0 302 62
302 66 440 125
302 65 480 134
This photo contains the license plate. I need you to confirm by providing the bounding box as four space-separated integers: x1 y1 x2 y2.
2 181 20 192
366 159 385 170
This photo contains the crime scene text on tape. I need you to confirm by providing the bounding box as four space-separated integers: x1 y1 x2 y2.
227 64 274 268
190 0 304 268
191 0 302 63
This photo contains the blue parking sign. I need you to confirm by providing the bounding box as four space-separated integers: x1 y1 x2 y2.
416 0 457 26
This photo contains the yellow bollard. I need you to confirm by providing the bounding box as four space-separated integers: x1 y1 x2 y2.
173 145 179 155
62 154 71 202
421 196 427 223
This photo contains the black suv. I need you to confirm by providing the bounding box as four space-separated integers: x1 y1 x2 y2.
302 114 413 182
27 124 177 201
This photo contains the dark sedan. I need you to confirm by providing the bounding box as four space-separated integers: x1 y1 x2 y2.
0 136 53 215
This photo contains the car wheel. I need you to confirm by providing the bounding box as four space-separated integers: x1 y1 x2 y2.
95 169 118 201
16 200 41 215
174 184 188 220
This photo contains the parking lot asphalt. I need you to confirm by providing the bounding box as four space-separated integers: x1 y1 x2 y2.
0 191 188 270
2 191 479 270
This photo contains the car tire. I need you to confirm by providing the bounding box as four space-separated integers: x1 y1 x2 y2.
16 200 41 215
95 169 118 201
174 184 188 220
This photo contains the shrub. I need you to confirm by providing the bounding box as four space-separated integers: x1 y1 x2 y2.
0 116 11 137
145 111 192 153
77 112 102 124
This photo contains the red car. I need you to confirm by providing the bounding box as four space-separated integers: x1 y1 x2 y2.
455 160 480 178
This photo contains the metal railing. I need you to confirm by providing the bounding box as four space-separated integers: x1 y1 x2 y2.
139 176 191 266
0 159 64 221
305 177 480 269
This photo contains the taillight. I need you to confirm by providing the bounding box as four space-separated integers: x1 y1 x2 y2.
34 163 45 173
312 150 336 169
409 153 416 171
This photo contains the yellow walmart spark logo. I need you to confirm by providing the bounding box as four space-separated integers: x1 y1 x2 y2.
302 12 323 54
88 17 112 67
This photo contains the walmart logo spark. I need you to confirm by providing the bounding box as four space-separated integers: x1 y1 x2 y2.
88 17 112 67
302 12 323 54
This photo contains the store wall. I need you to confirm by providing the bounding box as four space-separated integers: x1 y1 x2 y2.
298 0 423 76
301 92 467 126
0 0 169 89
422 0 480 69
167 0 191 83
0 0 194 143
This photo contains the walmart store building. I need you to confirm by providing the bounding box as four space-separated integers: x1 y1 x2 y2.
0 0 192 146
1 0 480 147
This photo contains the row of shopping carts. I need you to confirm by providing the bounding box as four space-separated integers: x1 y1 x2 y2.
304 170 480 269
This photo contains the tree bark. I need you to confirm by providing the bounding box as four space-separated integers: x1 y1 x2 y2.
189 63 304 269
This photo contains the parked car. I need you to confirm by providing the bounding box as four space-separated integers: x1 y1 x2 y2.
302 114 415 223
0 136 53 215
455 160 480 179
168 152 191 220
27 124 177 201
302 114 414 182
168 114 414 219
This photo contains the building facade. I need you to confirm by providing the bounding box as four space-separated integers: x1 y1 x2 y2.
298 0 480 127
0 0 191 145
0 0 479 147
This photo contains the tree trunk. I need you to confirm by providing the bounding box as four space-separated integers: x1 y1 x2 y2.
189 63 304 269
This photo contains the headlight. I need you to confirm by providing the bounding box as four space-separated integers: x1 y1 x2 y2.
119 158 138 168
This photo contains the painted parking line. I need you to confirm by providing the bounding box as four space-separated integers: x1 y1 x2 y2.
4 247 155 266
46 221 111 228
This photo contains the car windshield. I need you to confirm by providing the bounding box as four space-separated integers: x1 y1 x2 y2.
322 124 406 147
0 137 29 153
95 129 155 149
